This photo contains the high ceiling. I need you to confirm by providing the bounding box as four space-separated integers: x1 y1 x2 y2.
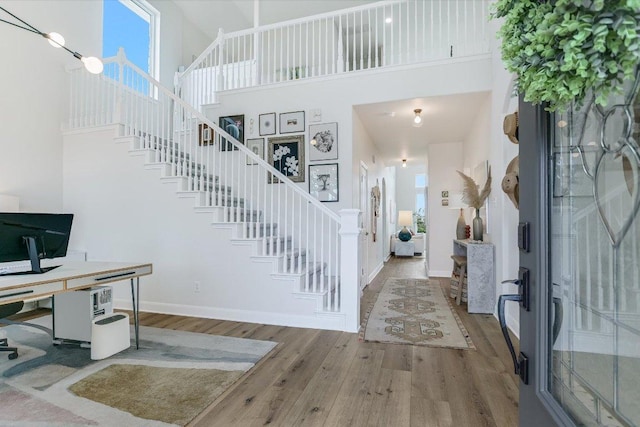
173 0 378 39
173 1 491 167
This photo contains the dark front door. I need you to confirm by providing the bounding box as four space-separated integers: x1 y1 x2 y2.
518 77 640 426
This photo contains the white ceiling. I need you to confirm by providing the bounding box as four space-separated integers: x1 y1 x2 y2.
172 1 491 168
354 92 491 167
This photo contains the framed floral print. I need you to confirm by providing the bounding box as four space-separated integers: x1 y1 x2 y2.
267 135 305 183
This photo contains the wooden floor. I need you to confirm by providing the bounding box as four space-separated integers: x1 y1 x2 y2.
163 256 519 426
19 256 520 426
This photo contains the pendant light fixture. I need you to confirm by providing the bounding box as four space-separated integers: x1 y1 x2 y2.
0 6 104 74
413 108 423 128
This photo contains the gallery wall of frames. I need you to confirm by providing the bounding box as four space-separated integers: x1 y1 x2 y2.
216 109 340 202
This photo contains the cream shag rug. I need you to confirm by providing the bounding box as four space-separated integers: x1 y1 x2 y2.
363 277 475 349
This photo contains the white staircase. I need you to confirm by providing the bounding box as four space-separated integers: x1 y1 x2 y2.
64 0 491 332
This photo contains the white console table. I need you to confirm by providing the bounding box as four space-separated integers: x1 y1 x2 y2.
453 240 495 313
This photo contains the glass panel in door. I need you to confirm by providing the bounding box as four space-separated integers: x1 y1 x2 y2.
548 76 640 426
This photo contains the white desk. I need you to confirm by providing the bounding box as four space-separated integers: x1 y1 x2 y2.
0 261 152 348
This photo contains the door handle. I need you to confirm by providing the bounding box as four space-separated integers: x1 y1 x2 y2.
498 292 522 375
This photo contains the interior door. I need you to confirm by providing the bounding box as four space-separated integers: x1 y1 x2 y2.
518 77 640 426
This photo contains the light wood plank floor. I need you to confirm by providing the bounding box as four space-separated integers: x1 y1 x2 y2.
17 256 520 426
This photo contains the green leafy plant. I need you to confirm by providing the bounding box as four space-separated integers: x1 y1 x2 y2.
492 0 640 111
413 208 426 233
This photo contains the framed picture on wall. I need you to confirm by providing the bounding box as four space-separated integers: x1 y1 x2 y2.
198 123 213 146
267 135 305 183
279 111 305 134
309 122 338 161
219 114 244 151
259 112 276 136
309 163 339 202
246 138 264 165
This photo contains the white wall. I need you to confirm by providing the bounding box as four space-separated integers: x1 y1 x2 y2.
353 110 392 282
0 1 102 212
63 127 343 330
478 13 520 335
147 0 209 87
209 59 491 283
427 142 464 276
0 1 210 212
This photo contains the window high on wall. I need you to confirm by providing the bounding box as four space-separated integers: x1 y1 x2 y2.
103 0 159 80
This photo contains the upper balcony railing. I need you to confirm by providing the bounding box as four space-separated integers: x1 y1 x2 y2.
175 0 491 108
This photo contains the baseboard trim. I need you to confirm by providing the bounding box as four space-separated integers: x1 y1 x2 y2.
368 261 384 284
429 270 451 278
114 298 348 332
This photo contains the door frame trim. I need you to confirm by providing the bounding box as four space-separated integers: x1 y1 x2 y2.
519 99 575 426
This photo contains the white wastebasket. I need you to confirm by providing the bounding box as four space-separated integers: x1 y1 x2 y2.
90 313 131 360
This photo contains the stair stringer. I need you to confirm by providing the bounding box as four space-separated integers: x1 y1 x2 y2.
64 127 347 331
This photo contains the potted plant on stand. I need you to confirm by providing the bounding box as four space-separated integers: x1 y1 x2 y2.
457 167 492 241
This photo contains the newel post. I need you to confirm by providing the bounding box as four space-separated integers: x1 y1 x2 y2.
339 209 361 333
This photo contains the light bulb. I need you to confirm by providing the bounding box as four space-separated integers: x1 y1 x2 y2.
46 32 65 48
412 108 423 128
311 138 317 146
81 56 104 74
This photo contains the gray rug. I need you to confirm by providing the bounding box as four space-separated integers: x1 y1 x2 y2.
362 277 475 349
0 316 277 426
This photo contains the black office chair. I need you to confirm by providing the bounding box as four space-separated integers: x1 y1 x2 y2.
0 301 25 360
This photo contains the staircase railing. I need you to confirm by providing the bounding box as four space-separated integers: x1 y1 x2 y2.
67 49 359 328
175 0 491 108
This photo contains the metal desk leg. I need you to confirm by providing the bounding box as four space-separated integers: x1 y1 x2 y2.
130 277 140 349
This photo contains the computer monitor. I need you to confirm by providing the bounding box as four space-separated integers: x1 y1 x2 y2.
0 213 74 275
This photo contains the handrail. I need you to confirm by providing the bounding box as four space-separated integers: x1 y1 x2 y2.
179 32 223 77
176 0 491 108
100 50 340 222
215 0 405 37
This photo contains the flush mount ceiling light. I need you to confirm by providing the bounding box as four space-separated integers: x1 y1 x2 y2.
413 108 423 128
0 6 104 74
402 159 407 167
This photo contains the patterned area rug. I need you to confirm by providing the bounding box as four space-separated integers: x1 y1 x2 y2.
0 316 277 426
362 277 475 349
